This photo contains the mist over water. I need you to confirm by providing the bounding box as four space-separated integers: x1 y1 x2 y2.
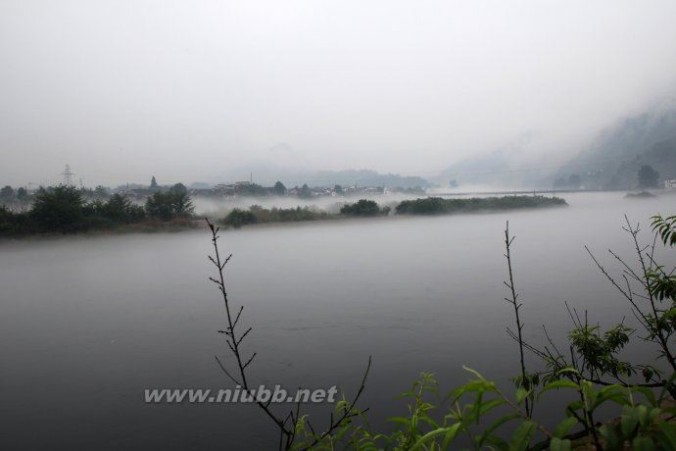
1 192 674 449
192 192 429 219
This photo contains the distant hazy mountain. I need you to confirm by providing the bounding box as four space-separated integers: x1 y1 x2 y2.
436 132 544 188
213 142 430 188
296 169 432 188
552 100 676 189
217 166 431 189
436 101 676 190
437 151 513 186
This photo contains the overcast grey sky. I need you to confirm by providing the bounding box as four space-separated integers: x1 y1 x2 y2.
2 0 676 186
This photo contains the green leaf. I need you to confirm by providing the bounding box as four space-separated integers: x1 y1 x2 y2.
581 381 596 409
509 420 537 451
637 405 649 428
632 436 655 451
631 386 657 407
480 435 509 450
462 365 487 381
594 385 630 409
515 387 529 404
659 420 676 449
388 417 411 426
478 398 507 416
600 424 622 450
553 417 577 439
621 406 639 438
549 437 571 451
419 415 439 429
410 424 462 450
478 413 521 447
442 423 463 449
538 379 579 399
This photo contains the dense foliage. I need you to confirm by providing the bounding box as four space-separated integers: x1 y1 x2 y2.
223 205 330 228
145 184 194 220
340 199 389 217
0 205 31 235
395 195 567 215
0 184 195 236
30 185 87 233
274 181 287 195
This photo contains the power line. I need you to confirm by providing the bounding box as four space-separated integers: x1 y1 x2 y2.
61 164 75 186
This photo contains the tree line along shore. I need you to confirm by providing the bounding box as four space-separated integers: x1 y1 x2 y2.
0 184 568 238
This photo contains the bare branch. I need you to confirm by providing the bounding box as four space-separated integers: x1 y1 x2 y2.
242 352 257 370
214 355 241 386
503 221 532 418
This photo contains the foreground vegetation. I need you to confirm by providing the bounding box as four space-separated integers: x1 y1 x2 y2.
207 214 675 450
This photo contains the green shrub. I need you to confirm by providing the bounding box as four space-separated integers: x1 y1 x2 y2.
340 199 386 216
395 195 567 215
30 185 87 233
224 208 258 228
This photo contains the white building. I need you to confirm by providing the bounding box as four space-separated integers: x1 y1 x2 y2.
665 179 676 189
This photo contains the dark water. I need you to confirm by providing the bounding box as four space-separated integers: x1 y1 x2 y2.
1 192 674 449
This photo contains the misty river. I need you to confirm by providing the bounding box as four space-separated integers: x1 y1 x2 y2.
1 192 675 449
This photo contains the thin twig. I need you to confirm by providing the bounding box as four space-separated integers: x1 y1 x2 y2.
503 221 532 419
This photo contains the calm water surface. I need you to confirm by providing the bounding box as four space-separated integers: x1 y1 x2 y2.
1 192 674 449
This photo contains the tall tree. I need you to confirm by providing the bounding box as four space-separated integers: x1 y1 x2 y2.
30 185 85 233
145 188 194 220
16 187 28 201
299 184 312 198
169 182 187 195
273 181 287 195
94 185 109 199
0 185 15 202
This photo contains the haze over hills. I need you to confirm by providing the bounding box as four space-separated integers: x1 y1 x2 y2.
23 100 676 193
88 100 676 192
216 166 432 189
554 98 676 189
213 142 432 188
434 132 549 188
435 99 676 190
216 98 676 192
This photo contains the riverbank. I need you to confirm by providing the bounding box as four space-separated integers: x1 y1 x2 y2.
0 217 201 241
1 195 568 238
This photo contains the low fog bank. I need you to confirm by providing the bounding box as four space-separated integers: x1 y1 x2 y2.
192 192 426 218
